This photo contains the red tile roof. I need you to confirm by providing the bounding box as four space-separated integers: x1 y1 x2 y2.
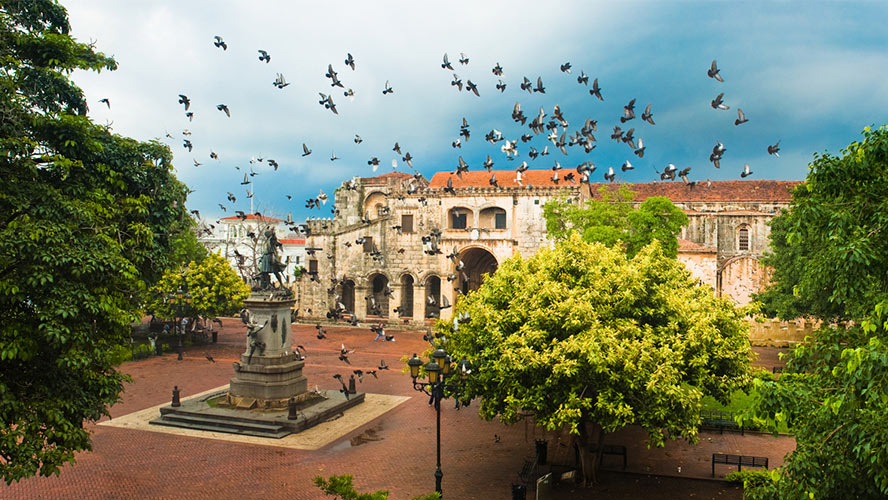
427 170 801 202
219 214 283 223
677 238 716 253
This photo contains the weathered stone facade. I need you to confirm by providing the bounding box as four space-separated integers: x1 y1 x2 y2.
298 170 801 325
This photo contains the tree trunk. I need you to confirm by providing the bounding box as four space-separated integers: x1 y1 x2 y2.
574 421 605 487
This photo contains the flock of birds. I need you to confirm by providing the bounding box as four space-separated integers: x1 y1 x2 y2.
116 36 783 228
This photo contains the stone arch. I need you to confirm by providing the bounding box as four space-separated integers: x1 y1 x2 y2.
424 275 442 319
399 274 415 318
448 206 474 230
362 191 388 220
366 272 390 317
456 246 498 295
718 255 769 306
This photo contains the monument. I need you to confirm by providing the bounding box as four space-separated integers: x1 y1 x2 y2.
151 228 364 437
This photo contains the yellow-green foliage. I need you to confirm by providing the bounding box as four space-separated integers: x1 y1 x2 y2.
439 233 751 447
147 253 250 320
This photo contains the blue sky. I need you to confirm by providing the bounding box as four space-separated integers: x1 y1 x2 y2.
64 1 888 224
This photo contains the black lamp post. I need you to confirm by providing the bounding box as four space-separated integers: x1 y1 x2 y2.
408 347 471 496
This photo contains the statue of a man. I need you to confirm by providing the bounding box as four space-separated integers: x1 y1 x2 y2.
257 228 286 290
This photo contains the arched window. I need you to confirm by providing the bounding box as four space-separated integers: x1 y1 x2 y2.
479 207 507 230
738 226 750 251
449 207 473 230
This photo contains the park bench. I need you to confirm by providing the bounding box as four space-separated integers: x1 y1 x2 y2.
591 444 627 470
701 409 744 435
711 454 768 477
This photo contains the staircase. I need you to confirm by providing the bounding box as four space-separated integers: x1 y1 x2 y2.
150 407 291 439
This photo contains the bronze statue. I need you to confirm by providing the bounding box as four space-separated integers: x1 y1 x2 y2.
257 228 287 291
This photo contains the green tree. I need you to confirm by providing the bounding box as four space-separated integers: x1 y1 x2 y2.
146 253 250 323
543 185 688 258
438 234 751 486
0 1 193 483
313 474 441 500
748 126 888 499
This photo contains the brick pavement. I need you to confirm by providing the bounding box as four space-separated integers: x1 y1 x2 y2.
1 320 791 499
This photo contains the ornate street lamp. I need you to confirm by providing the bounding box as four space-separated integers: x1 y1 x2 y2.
406 346 469 496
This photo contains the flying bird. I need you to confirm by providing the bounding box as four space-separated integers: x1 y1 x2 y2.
734 108 748 126
186 111 193 121
354 134 363 144
98 98 110 109
496 79 506 92
711 92 729 110
344 52 355 70
441 53 454 70
768 141 781 157
741 163 753 178
589 78 603 101
641 104 655 125
492 63 503 76
465 80 479 97
382 80 393 94
217 104 230 117
257 49 270 63
178 94 190 111
451 73 463 91
213 35 227 50
577 71 589 85
302 143 312 156
707 59 724 82
458 52 469 65
534 76 545 93
621 99 636 123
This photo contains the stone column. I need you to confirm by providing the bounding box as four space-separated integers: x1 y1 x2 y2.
413 282 427 323
354 284 369 320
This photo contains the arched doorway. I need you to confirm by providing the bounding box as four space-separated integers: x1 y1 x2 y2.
457 247 498 295
368 273 389 317
424 276 441 318
400 275 414 318
340 279 355 314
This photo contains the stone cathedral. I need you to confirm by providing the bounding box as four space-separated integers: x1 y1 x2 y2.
297 169 801 326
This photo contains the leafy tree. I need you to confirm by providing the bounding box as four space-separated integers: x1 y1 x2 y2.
0 1 193 483
313 474 440 500
754 126 888 322
438 234 751 486
543 185 688 258
146 253 250 323
748 127 888 498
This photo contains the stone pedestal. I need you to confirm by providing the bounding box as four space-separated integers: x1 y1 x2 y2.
228 293 305 409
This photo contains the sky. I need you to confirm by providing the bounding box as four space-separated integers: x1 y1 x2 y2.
63 1 888 224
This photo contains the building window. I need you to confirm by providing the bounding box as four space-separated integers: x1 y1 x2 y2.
401 214 414 233
309 259 318 273
738 227 749 251
494 212 507 229
363 236 374 253
451 211 467 229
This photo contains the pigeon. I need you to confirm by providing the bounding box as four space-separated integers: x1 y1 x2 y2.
741 163 753 178
227 192 236 203
451 73 463 91
332 374 349 398
634 138 645 158
560 62 572 73
492 62 504 76
465 80 480 97
354 134 363 144
577 71 589 85
734 108 748 126
604 166 615 183
178 94 190 111
661 163 678 181
534 76 546 93
393 142 402 155
458 52 469 65
302 143 312 156
193 158 201 167
641 104 655 125
205 353 215 363
98 98 110 109
441 53 454 70
382 80 393 94
589 78 603 101
496 79 506 92
186 111 193 121
273 73 289 88
183 139 192 152
520 76 533 93
257 49 270 63
708 59 724 82
711 92 730 110
213 35 227 50
768 141 781 157
217 104 230 117
621 161 634 172
344 52 355 70
621 99 636 123
379 359 389 370
678 167 692 183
